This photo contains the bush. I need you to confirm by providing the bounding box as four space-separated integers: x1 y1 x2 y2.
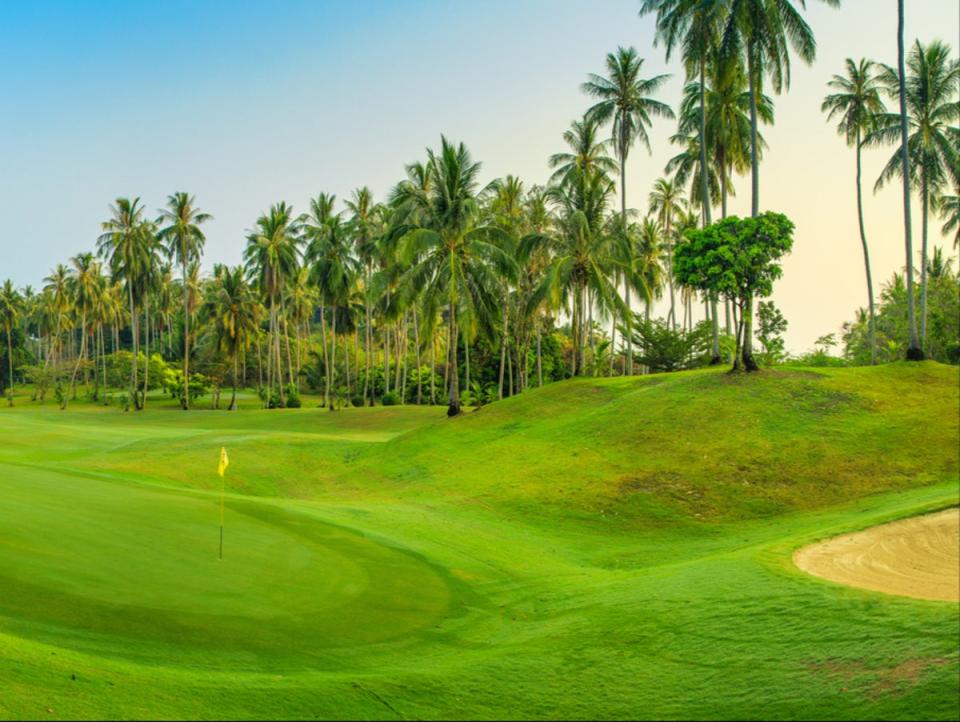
350 395 364 408
284 383 301 408
381 391 400 406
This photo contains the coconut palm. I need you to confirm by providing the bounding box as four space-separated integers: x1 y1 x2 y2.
822 57 886 365
722 0 839 216
548 116 619 187
0 280 22 404
642 0 728 226
42 264 71 372
869 40 959 350
304 206 358 410
393 137 516 416
525 165 622 377
66 252 101 399
936 190 960 247
583 46 673 374
157 192 212 409
244 202 301 406
97 197 157 409
205 265 260 410
648 178 686 329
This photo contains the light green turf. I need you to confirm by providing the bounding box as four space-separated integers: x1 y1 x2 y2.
0 363 957 720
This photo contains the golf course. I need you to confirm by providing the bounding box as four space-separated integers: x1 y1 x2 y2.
1 362 957 720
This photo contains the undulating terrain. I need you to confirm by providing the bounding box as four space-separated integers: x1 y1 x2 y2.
0 362 957 720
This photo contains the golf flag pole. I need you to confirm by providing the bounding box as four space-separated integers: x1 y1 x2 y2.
217 447 229 560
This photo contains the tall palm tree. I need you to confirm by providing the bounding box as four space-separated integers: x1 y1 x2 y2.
244 202 301 406
43 264 71 372
205 266 260 410
822 57 886 365
97 197 156 409
305 206 358 410
642 0 727 227
66 252 101 399
525 165 622 377
346 187 379 405
722 0 838 369
870 40 959 350
583 46 673 375
0 280 22 404
548 116 619 187
648 178 686 329
393 137 516 416
157 192 212 409
723 0 838 217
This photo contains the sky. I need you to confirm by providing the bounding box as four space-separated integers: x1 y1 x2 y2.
1 0 957 353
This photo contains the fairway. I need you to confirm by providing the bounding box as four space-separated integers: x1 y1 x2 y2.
1 364 958 720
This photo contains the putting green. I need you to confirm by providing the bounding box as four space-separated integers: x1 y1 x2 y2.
0 462 453 668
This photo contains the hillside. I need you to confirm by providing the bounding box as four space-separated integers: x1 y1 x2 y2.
0 362 957 720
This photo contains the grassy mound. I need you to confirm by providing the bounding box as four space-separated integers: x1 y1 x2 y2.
0 363 957 719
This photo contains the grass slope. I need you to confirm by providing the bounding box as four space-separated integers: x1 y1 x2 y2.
0 363 957 720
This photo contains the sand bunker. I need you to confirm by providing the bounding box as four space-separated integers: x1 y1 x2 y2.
794 508 959 602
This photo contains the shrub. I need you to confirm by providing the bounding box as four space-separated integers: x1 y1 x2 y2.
284 383 301 408
381 391 400 406
351 395 364 408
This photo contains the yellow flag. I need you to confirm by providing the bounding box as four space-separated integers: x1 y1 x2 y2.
218 447 229 478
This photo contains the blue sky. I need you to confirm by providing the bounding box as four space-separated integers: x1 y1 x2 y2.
1 0 957 352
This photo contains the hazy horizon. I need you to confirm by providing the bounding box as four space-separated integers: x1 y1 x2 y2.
2 0 957 354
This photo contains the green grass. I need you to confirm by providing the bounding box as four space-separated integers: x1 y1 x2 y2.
0 363 957 720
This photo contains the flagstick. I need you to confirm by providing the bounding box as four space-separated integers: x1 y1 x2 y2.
219 472 225 561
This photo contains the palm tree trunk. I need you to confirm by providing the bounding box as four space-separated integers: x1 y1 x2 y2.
498 310 508 399
897 0 922 359
536 320 543 387
6 329 13 405
855 130 878 365
429 327 436 404
181 259 189 410
69 312 87 400
742 292 758 371
447 301 460 417
412 306 422 405
128 284 139 410
330 307 337 411
320 303 329 407
621 161 634 376
699 57 713 228
464 330 471 396
142 299 150 409
748 42 760 218
920 171 929 348
229 353 238 410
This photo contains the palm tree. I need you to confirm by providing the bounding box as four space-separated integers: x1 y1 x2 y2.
525 165 621 377
0 280 22 404
583 46 673 375
548 116 619 186
648 178 686 329
244 202 301 406
206 266 260 410
157 192 212 410
66 252 101 400
346 187 380 405
97 197 156 409
936 190 960 247
722 0 837 368
870 40 959 350
722 0 839 215
642 0 727 227
822 57 886 365
393 137 516 416
304 205 358 410
43 264 71 372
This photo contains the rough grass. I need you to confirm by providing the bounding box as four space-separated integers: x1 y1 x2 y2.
0 362 957 720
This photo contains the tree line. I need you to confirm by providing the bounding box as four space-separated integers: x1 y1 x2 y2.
1 0 956 414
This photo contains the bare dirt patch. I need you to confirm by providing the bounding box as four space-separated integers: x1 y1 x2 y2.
794 508 959 602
